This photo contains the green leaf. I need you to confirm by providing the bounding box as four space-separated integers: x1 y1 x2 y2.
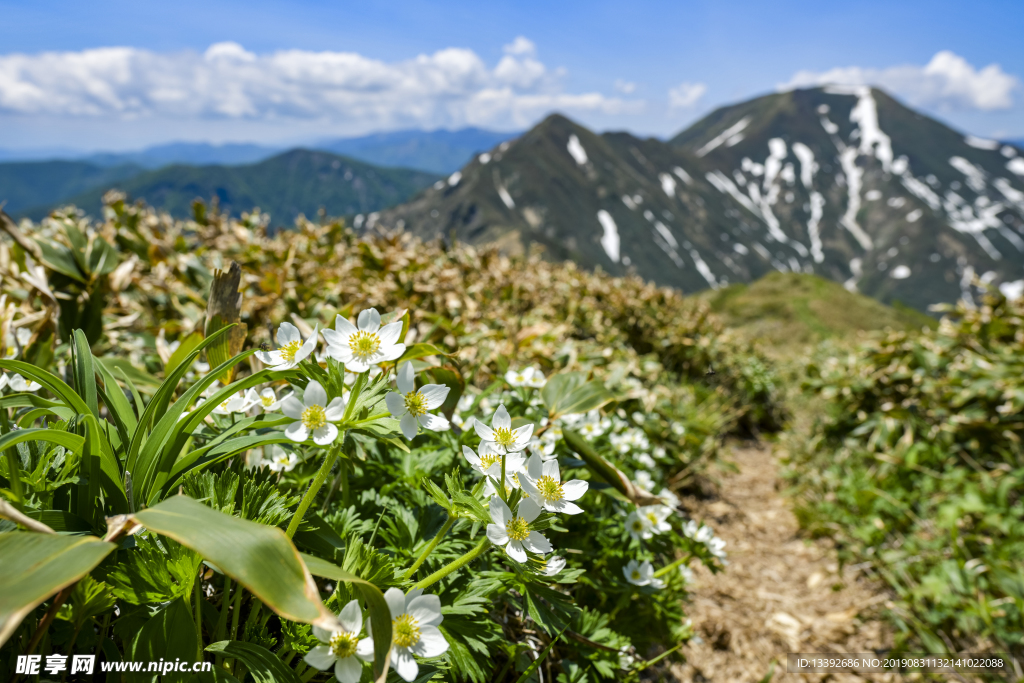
24 510 93 533
100 357 162 391
393 343 448 365
35 238 85 282
540 372 614 419
165 332 205 378
129 496 337 630
72 329 100 419
205 641 302 683
0 532 116 647
561 429 662 507
128 598 198 683
300 553 393 675
105 535 203 605
513 627 565 683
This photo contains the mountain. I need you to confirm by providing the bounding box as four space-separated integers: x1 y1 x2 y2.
317 128 519 174
83 142 281 169
28 149 440 222
0 161 143 214
373 87 1024 311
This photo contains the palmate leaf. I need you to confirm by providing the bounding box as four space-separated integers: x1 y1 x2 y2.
540 371 615 419
104 535 203 605
205 641 302 683
0 532 116 647
128 496 338 630
300 553 393 678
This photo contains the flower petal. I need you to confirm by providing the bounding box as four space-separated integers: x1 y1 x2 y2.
312 625 333 643
492 404 511 430
256 350 282 365
397 361 415 395
335 314 359 336
561 479 589 501
511 423 534 445
417 413 450 432
519 476 541 499
294 324 319 364
551 500 584 515
377 342 406 362
462 445 481 467
400 414 419 440
358 308 381 333
542 459 559 480
386 392 407 417
344 358 370 374
486 523 509 546
313 423 339 446
355 637 374 662
383 587 406 619
505 540 527 563
406 594 442 627
285 422 309 443
418 384 450 409
304 645 335 671
377 321 403 346
326 345 353 363
523 531 552 554
334 656 361 683
473 421 495 442
489 496 512 526
276 322 300 345
324 397 347 421
392 649 418 682
517 496 543 523
304 380 328 408
526 453 544 479
338 599 362 634
410 624 449 658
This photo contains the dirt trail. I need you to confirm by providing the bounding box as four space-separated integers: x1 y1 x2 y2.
671 445 897 683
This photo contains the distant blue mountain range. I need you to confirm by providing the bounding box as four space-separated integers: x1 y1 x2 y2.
0 127 519 175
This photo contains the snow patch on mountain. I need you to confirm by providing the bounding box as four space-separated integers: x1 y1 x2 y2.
808 192 825 263
1007 158 1024 176
838 147 874 250
567 135 588 166
696 117 751 157
965 136 999 150
496 180 515 210
597 210 619 262
672 166 693 185
659 173 677 198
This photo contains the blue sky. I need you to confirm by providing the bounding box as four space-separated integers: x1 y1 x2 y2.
1 0 1022 151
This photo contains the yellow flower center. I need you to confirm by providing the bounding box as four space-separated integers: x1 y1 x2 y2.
492 427 516 448
479 453 501 470
279 339 302 363
348 330 381 360
392 613 421 648
302 404 328 431
505 516 530 542
329 631 358 659
631 520 645 532
261 395 275 407
219 400 231 411
645 512 659 525
536 475 563 501
631 570 642 580
404 391 427 417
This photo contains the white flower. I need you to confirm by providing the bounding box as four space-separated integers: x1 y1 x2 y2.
671 422 686 436
521 453 588 515
323 308 406 374
635 452 656 469
251 386 289 413
386 361 451 439
463 445 526 496
486 496 551 563
625 510 653 541
634 470 654 492
371 588 449 682
695 525 714 543
542 556 566 576
578 411 611 439
505 366 546 388
8 374 41 392
474 404 533 455
257 322 319 371
622 559 664 589
707 536 727 559
679 564 695 583
658 488 680 508
305 599 373 683
264 446 299 472
0 374 7 391
639 505 673 535
653 446 667 458
281 381 346 446
208 391 250 415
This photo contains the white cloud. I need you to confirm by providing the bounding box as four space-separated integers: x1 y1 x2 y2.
0 40 640 130
668 82 706 109
782 50 1019 111
614 79 636 94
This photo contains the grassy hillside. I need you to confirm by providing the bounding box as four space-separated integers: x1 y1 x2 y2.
28 149 440 223
697 272 936 355
0 160 142 214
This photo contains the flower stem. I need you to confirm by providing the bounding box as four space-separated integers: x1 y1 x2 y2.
412 536 490 590
403 515 456 581
652 553 692 579
286 441 342 538
499 452 508 503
